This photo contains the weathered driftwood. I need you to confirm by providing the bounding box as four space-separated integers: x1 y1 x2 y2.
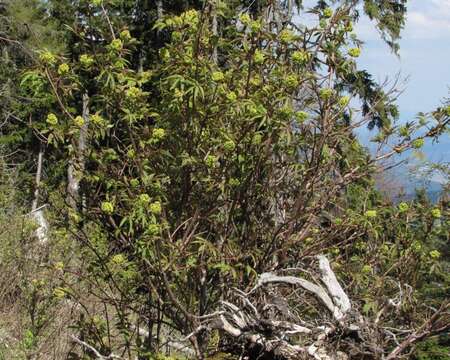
206 255 353 360
173 255 448 360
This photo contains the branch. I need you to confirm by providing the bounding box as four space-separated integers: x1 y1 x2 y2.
251 270 338 320
70 335 122 359
317 255 351 319
385 302 450 360
132 326 196 357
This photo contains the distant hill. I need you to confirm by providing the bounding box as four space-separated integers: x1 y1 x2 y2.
376 169 446 203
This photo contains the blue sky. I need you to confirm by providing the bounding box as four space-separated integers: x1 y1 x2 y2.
298 0 449 185
356 0 450 166
357 0 450 112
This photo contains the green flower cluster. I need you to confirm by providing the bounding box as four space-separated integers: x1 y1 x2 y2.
101 201 114 215
279 105 294 119
411 241 422 252
431 208 441 218
239 13 251 25
412 138 424 149
364 210 377 218
147 223 160 236
319 88 334 100
295 111 308 123
249 75 262 87
80 54 95 68
348 48 361 58
46 113 58 125
127 149 136 158
111 254 126 265
163 10 199 29
344 22 353 32
110 39 123 51
139 194 150 203
179 10 199 27
39 50 56 65
152 128 166 141
252 133 262 145
91 113 105 125
284 75 299 88
205 154 218 168
58 63 70 75
399 126 410 137
223 140 236 152
74 116 85 127
171 31 182 41
150 201 162 215
126 86 142 99
54 262 64 271
228 178 240 187
53 287 66 299
253 49 265 64
323 7 333 18
212 71 225 82
291 50 309 64
429 250 441 259
279 29 295 43
226 91 237 101
398 202 409 212
338 96 350 107
250 20 261 33
120 29 131 40
174 88 184 99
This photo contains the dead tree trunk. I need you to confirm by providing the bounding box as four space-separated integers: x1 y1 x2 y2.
31 144 48 243
32 145 43 212
156 0 163 21
211 0 218 64
67 92 89 212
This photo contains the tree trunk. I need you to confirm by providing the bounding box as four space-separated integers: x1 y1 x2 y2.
156 0 163 20
67 92 89 212
31 144 48 243
211 0 218 64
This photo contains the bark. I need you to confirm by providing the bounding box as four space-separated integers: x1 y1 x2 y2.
156 0 163 21
31 145 48 243
32 145 43 212
211 0 218 64
31 206 49 244
67 92 89 211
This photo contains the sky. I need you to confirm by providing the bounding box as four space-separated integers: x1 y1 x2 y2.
297 0 449 186
355 0 450 167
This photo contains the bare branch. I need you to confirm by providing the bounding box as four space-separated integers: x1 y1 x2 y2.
317 255 351 319
70 335 122 359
